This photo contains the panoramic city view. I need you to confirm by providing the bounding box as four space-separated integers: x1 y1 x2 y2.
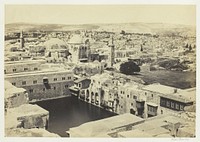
4 5 196 138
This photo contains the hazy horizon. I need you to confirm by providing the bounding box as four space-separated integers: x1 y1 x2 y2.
5 21 196 27
5 5 196 26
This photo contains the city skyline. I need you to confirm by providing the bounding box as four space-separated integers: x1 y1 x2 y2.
5 5 196 26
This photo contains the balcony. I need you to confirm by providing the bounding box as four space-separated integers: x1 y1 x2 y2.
136 100 145 109
147 111 157 116
43 77 49 84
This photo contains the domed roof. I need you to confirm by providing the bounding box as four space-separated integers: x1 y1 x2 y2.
44 38 68 51
68 34 83 44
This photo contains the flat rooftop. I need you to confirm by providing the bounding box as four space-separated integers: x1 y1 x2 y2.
5 81 26 98
69 113 144 137
118 129 152 137
142 83 194 103
5 68 72 78
5 104 49 129
5 59 45 65
132 114 191 136
142 83 176 94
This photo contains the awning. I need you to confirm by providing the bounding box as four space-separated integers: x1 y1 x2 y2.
43 77 48 80
147 102 158 107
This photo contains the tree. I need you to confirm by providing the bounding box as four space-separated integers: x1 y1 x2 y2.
120 61 140 75
120 30 126 35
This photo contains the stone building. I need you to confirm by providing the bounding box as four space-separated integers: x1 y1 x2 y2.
4 81 51 137
4 60 45 74
141 84 195 118
69 77 91 100
69 113 144 137
5 60 74 101
73 61 105 76
5 81 28 108
69 113 195 138
74 71 195 119
68 34 91 63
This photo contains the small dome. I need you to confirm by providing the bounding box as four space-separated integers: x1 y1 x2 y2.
68 34 83 44
44 38 68 51
93 60 99 63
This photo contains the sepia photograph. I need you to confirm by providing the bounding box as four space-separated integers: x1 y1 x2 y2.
2 1 199 141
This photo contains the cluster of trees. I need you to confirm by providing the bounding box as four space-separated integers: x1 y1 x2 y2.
120 61 140 75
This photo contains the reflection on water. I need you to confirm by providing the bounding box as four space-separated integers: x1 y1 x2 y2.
33 96 117 137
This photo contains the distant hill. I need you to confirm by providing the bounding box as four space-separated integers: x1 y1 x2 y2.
5 22 195 37
5 22 100 33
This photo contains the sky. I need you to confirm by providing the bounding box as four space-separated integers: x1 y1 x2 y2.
5 5 196 26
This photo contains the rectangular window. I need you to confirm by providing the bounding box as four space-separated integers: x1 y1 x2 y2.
62 77 65 80
151 94 154 97
22 81 26 85
175 103 179 110
133 95 137 100
127 95 129 98
29 89 33 93
171 102 174 109
54 87 56 90
24 68 28 71
166 101 170 107
180 104 184 111
13 69 17 72
34 67 38 70
78 83 81 87
65 84 68 88
68 76 71 80
12 82 16 86
54 78 57 81
153 107 156 112
33 80 37 84
160 98 166 106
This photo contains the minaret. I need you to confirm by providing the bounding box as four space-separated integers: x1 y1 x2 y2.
108 36 115 67
84 39 91 62
20 30 24 48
